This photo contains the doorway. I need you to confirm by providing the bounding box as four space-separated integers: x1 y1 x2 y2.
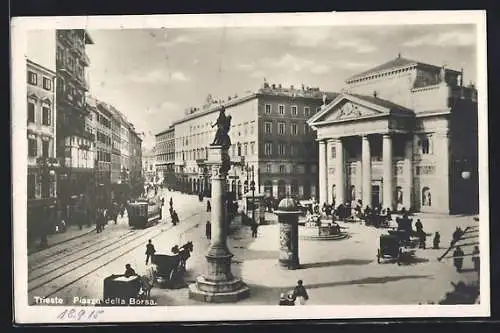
371 185 381 208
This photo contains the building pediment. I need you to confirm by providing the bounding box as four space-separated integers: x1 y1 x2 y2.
319 100 383 123
308 93 415 128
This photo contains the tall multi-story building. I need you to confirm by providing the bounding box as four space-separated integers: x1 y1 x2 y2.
309 55 478 214
119 113 130 180
26 59 58 243
172 84 337 200
142 148 157 184
154 125 175 189
128 123 143 196
55 29 95 221
86 96 113 208
108 105 122 200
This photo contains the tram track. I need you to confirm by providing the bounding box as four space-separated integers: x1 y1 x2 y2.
29 229 136 273
28 210 205 301
28 227 160 282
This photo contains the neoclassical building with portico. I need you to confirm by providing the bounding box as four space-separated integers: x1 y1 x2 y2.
308 55 478 214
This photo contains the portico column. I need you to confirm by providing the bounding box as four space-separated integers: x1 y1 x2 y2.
335 138 345 205
318 139 328 205
361 135 372 208
382 133 393 210
403 136 414 210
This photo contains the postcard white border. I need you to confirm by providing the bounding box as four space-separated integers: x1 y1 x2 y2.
12 10 489 323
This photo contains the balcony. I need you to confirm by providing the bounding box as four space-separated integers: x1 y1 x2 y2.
74 75 89 91
57 59 74 76
80 52 91 66
57 30 74 48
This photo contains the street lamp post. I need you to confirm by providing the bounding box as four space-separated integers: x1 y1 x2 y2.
38 156 58 248
250 165 256 227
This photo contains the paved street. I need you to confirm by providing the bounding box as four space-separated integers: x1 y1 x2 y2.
28 190 480 307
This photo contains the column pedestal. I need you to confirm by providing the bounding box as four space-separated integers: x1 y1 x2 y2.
188 145 250 303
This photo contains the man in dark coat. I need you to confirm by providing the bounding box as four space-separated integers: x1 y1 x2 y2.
124 264 136 277
145 239 156 265
292 280 309 305
205 220 211 240
453 246 465 272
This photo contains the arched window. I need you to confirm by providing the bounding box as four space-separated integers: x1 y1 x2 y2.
422 187 431 206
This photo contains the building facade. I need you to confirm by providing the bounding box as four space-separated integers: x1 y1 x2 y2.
309 55 478 214
142 148 157 184
171 84 336 200
154 125 175 188
27 59 58 243
128 123 143 197
55 29 95 223
86 96 113 208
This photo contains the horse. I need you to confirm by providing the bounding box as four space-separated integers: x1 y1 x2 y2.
178 241 194 272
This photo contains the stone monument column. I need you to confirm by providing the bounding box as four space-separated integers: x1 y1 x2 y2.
274 198 301 270
188 145 250 303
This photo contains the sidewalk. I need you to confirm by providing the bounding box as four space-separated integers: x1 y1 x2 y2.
28 213 130 255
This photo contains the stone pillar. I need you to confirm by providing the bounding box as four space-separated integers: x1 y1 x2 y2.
361 135 372 208
274 198 301 270
403 136 414 211
188 145 250 303
334 138 345 204
382 133 393 210
318 139 328 205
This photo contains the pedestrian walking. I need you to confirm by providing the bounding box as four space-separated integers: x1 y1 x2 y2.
145 239 156 265
95 209 104 233
205 220 211 240
207 200 211 213
169 197 173 208
472 245 480 273
453 246 465 272
292 280 309 305
251 222 258 238
432 231 441 249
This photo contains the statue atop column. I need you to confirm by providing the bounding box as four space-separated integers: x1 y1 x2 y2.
211 106 232 150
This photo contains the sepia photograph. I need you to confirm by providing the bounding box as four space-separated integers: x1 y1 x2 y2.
12 11 489 323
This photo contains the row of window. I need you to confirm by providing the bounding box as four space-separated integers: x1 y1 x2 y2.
96 131 112 145
264 121 311 136
27 71 53 91
27 102 52 126
264 104 320 117
156 141 175 153
156 153 175 162
56 46 85 75
97 150 111 162
27 174 56 200
263 164 317 174
263 141 314 157
28 138 51 158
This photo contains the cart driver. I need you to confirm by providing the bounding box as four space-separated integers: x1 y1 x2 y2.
124 264 137 277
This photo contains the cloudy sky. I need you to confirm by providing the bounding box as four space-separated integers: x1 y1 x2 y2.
84 24 477 149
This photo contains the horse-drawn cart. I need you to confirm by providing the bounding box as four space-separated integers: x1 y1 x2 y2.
151 241 193 289
377 234 415 265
